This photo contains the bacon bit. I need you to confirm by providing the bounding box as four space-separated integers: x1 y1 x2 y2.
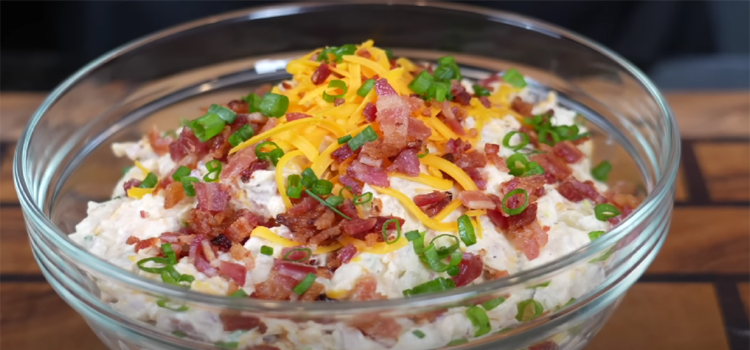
316 267 334 279
134 237 159 252
451 81 471 106
206 126 232 160
452 253 484 287
311 62 332 85
455 150 487 169
338 198 359 219
387 148 420 176
338 243 357 264
286 112 312 121
511 96 534 118
478 74 500 88
356 49 372 58
500 176 547 204
276 260 317 282
223 210 259 243
188 234 203 264
350 274 385 300
299 282 326 301
223 146 258 181
253 269 295 300
507 203 538 229
126 236 139 245
314 209 336 230
331 144 354 163
487 209 509 230
364 233 381 246
407 117 432 144
334 98 345 106
195 253 219 277
479 96 492 108
211 234 233 251
239 160 270 183
139 210 149 219
484 267 510 280
259 118 278 134
187 207 232 238
194 183 230 212
458 190 496 210
529 341 559 350
338 174 363 194
465 167 488 190
485 143 508 171
363 102 377 122
374 78 397 96
530 153 572 181
413 191 449 207
557 178 607 204
340 218 378 238
351 313 400 341
552 141 584 163
163 182 186 209
439 112 466 136
348 161 390 187
358 154 383 168
505 221 548 260
230 243 251 260
220 313 265 331
276 197 345 244
123 179 142 193
201 239 218 263
148 128 173 155
227 100 249 114
219 261 247 286
169 127 207 163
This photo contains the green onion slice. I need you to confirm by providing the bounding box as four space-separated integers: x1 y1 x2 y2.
310 179 334 196
260 245 274 256
506 153 529 177
409 71 434 95
447 265 461 277
243 93 263 113
594 203 621 221
347 125 379 151
228 124 254 147
305 189 351 220
292 273 317 295
180 176 200 197
353 192 373 205
216 342 239 349
413 330 426 339
358 79 376 97
429 234 460 259
537 127 561 146
502 189 529 215
286 174 303 199
527 281 551 289
301 168 318 189
322 80 348 103
427 81 449 102
259 93 289 118
230 289 249 298
417 147 430 158
136 257 171 273
588 231 605 241
409 231 427 255
466 305 491 337
482 297 506 311
457 214 477 246
162 243 177 264
591 160 612 182
207 104 237 124
503 68 527 88
423 245 462 272
515 299 544 322
473 84 491 97
402 277 456 296
172 330 187 337
337 135 352 144
405 230 421 242
139 173 158 189
189 113 225 142
172 166 191 181
381 219 402 244
255 141 285 166
156 298 189 312
524 161 545 176
282 247 312 262
325 195 344 207
203 159 222 182
502 131 530 151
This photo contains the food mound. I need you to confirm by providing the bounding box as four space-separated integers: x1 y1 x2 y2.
71 40 641 349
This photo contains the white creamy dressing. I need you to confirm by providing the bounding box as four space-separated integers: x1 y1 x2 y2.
70 85 612 350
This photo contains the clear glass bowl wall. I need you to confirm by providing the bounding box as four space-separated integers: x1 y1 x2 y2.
15 3 679 350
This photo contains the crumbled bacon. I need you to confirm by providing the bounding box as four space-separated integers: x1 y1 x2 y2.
338 198 359 218
374 78 397 96
458 190 496 210
227 100 249 114
340 218 378 238
334 98 345 106
169 127 207 164
529 341 559 350
253 269 295 300
259 118 278 134
350 274 385 300
314 209 336 230
126 236 139 245
205 126 232 161
331 144 354 163
276 197 345 244
311 62 332 85
286 112 312 121
507 203 538 229
478 74 500 88
552 141 584 163
211 234 233 251
195 253 219 277
337 244 357 264
500 176 547 204
194 183 230 212
451 81 471 106
387 148 420 176
219 261 247 286
276 260 317 282
530 152 571 181
479 96 492 108
338 174 363 194
465 167 488 191
484 143 508 171
123 179 141 193
413 191 449 207
452 253 484 287
148 128 173 155
363 102 377 122
187 206 233 238
358 154 383 168
438 111 466 136
220 313 265 332
348 161 390 187
356 49 372 58
504 221 547 260
134 237 159 252
557 178 607 204
222 146 258 181
299 282 326 301
239 160 270 182
511 96 534 117
163 182 186 209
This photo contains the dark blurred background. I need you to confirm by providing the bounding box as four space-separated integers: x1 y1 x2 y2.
2 1 748 91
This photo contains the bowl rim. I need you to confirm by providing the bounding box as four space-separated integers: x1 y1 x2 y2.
14 1 680 313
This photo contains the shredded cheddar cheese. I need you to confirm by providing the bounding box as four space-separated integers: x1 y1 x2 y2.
420 154 478 191
433 199 463 222
371 186 457 232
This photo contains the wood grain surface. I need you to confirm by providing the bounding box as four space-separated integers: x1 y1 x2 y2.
0 91 748 350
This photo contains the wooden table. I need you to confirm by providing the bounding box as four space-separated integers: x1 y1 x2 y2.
1 92 748 350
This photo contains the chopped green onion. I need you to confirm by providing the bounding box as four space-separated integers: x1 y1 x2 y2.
172 330 187 337
181 176 199 197
207 104 237 124
322 80 348 103
178 274 195 285
293 273 317 295
339 186 353 198
230 289 249 298
423 245 462 272
433 59 459 82
156 298 189 312
325 195 344 207
409 71 434 95
384 48 394 61
189 113 226 142
574 114 586 125
524 161 545 176
310 179 334 196
506 153 529 177
337 135 352 144
502 189 529 215
429 234 460 259
402 277 456 296
228 124 254 147
410 231 427 255
466 305 491 337
412 330 426 339
283 248 312 262
592 160 612 182
317 47 334 63
457 215 477 246
515 299 544 322
255 141 284 166
381 219 402 244
358 79 376 97
215 342 239 349
554 125 580 141
588 231 605 241
259 93 289 118
537 127 561 146
347 125 378 151
473 84 491 97
353 192 373 205
136 257 171 274
122 165 133 175
162 243 177 264
589 246 616 263
139 173 158 188
595 203 621 221
503 68 527 88
305 189 351 220
447 339 469 346
482 297 506 311
172 166 191 181
301 168 318 189
527 281 551 289
405 230 421 242
502 131 530 151
334 44 357 62
417 147 430 158
447 265 460 278
203 159 222 182
243 93 263 113
260 245 274 256
426 81 450 102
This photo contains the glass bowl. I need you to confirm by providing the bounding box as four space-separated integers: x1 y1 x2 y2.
14 2 680 350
